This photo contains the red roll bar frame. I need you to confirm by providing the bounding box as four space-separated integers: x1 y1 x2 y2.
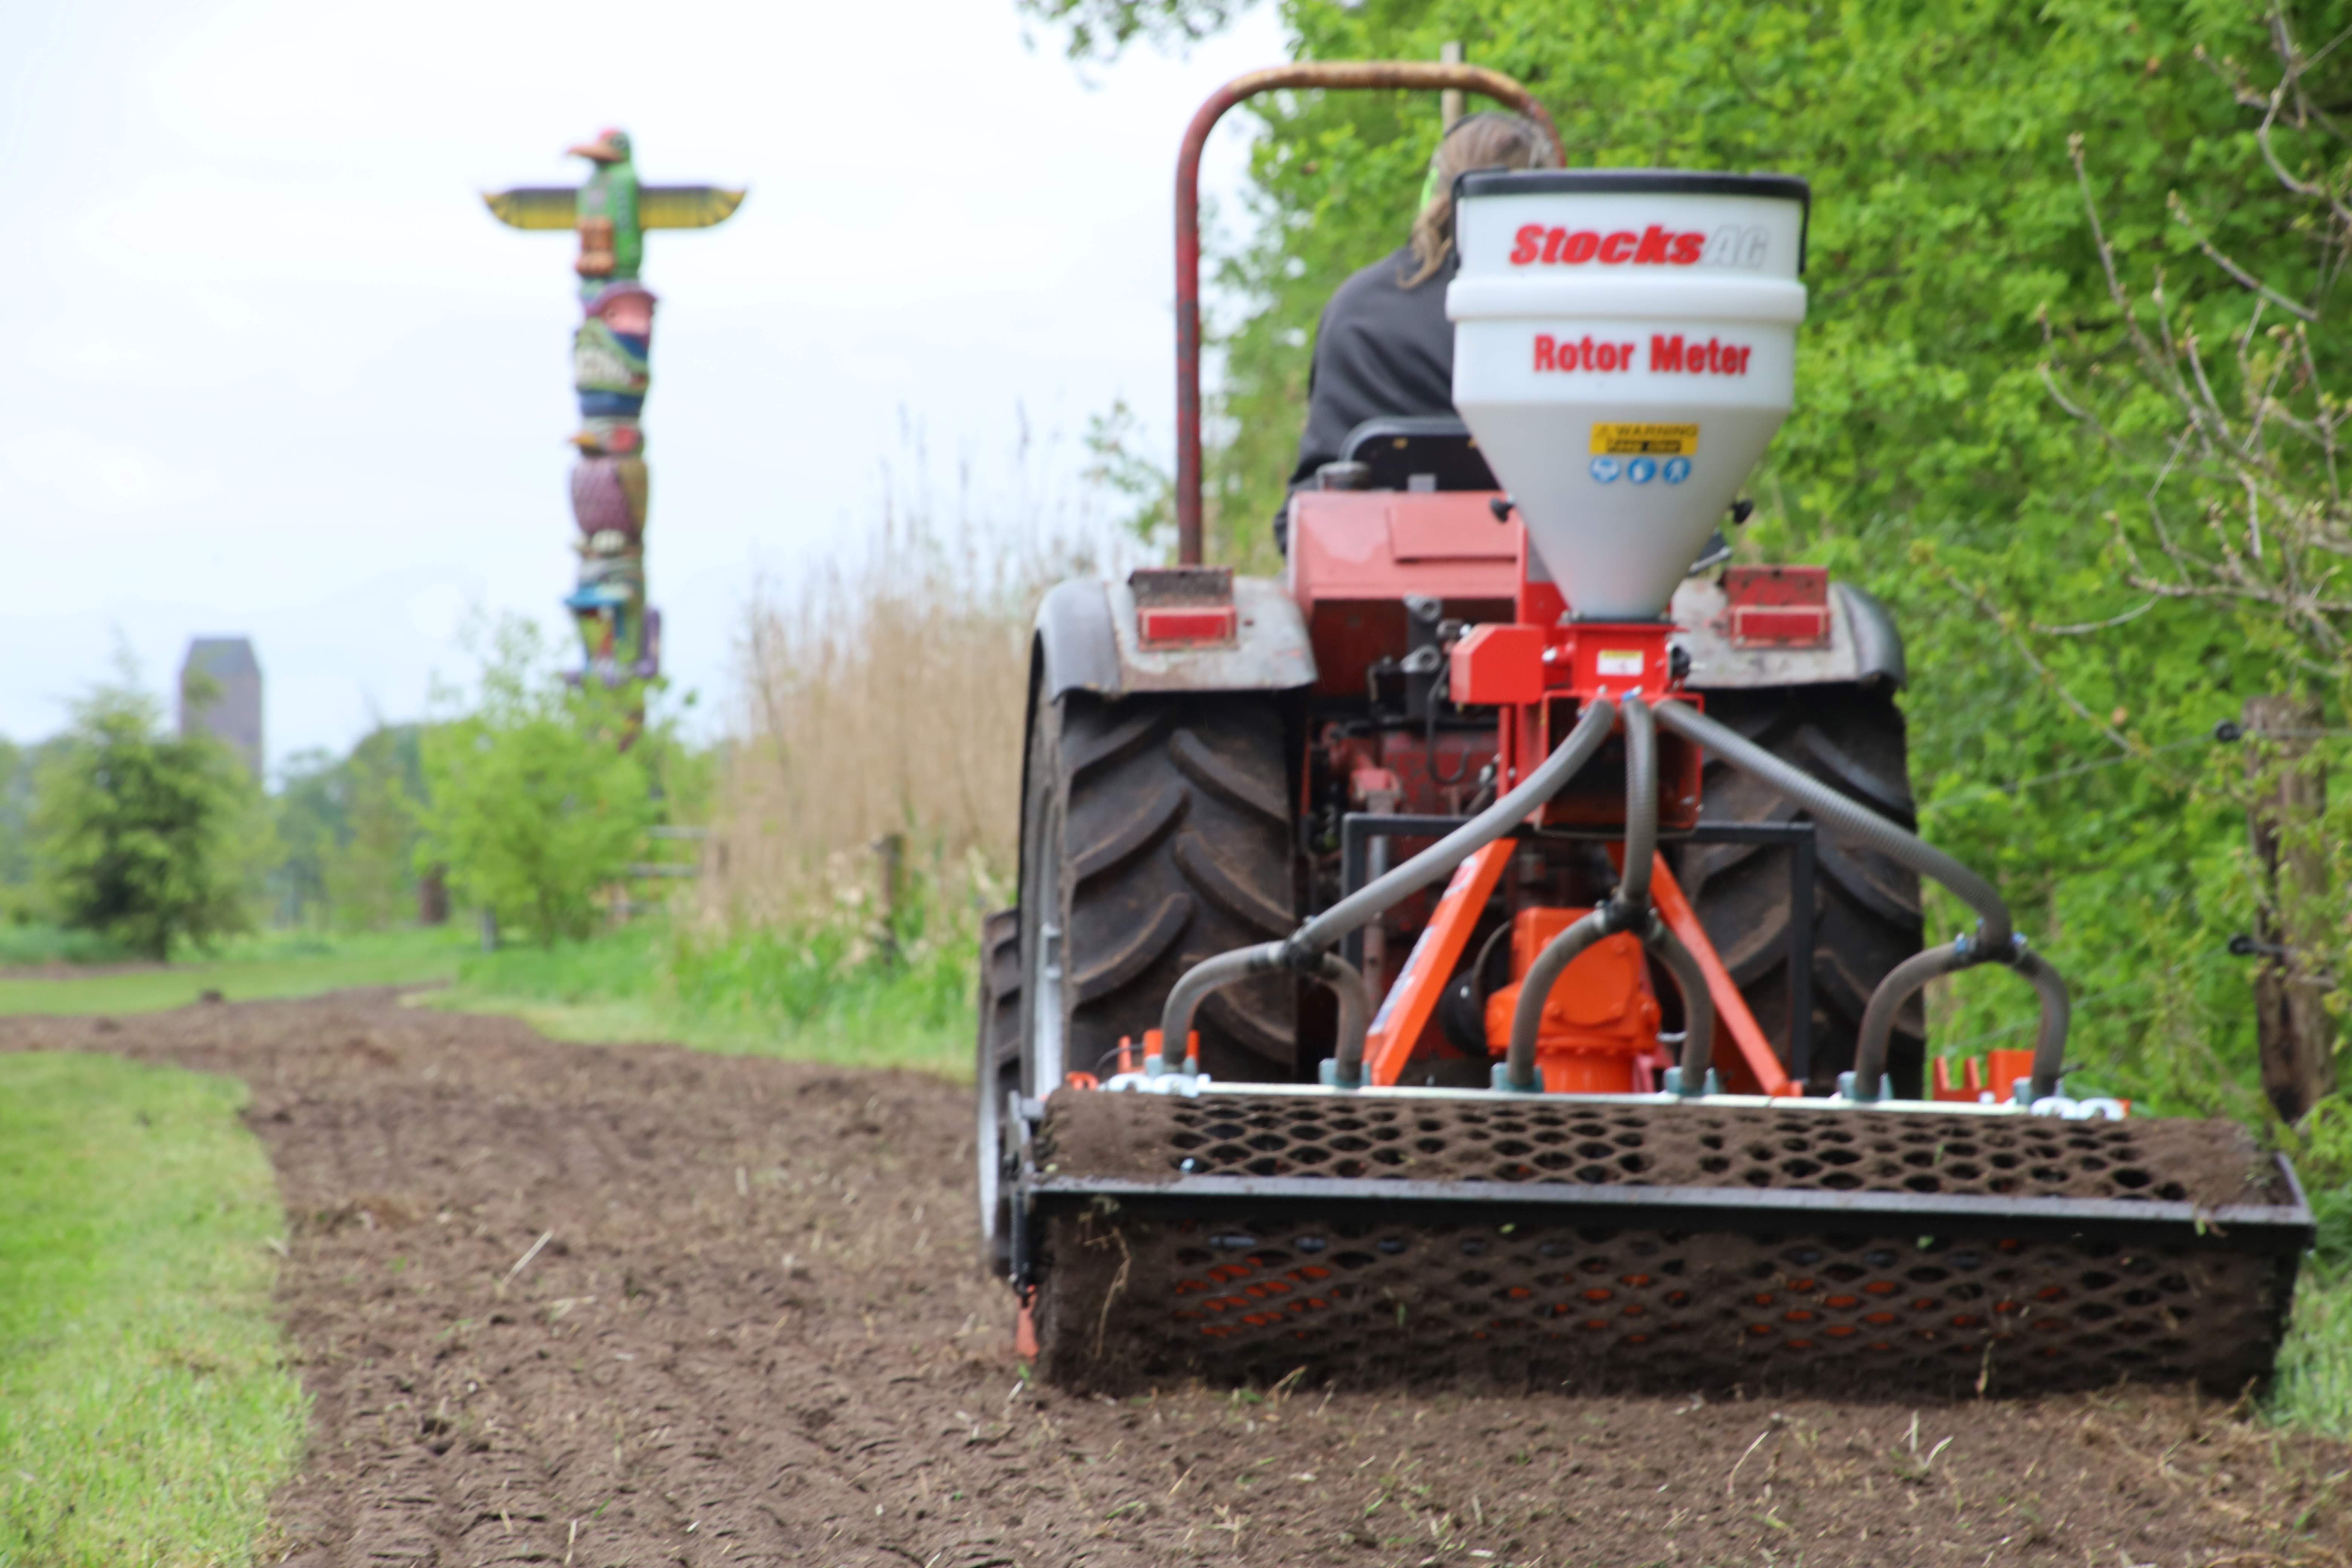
1173 62 1562 565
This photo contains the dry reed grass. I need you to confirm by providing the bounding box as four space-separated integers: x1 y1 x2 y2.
703 423 1125 929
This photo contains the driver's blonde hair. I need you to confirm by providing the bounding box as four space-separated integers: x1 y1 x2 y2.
1405 111 1558 286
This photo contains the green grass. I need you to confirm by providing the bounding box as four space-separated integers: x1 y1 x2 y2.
0 927 470 1017
0 923 137 967
0 1052 306 1565
429 913 975 1079
2273 1264 2352 1438
2271 1103 2352 1436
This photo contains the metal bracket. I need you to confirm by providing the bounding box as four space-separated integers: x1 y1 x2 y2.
1023 1166 2317 1254
1006 1090 1045 1290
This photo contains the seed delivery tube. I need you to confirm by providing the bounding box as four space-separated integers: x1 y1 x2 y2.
1289 697 1619 958
1652 699 2012 950
1161 700 1619 1088
1504 695 1664 1092
1158 945 1371 1083
1657 697 2071 1101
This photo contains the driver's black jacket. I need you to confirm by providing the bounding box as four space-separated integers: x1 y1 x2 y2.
1280 245 1459 548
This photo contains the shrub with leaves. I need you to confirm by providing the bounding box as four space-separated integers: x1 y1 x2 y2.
416 619 660 945
32 679 260 961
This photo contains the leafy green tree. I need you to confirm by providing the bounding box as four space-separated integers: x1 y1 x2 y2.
32 680 259 960
271 747 345 927
273 726 430 930
325 726 424 931
2028 15 2352 1119
416 619 658 945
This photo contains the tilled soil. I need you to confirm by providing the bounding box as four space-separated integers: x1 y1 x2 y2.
6 989 2349 1568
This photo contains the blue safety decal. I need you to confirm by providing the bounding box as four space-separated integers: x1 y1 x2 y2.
1589 456 1621 483
1662 456 1692 484
1627 457 1657 485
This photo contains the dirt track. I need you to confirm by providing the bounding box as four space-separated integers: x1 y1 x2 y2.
6 990 2350 1567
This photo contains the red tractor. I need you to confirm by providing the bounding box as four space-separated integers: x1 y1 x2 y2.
977 63 2309 1397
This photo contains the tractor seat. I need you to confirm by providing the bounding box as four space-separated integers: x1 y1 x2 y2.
1336 416 1499 493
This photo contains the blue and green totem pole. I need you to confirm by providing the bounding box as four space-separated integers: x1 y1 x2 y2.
485 131 744 684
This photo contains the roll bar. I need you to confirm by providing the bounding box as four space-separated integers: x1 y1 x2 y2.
1174 62 1563 565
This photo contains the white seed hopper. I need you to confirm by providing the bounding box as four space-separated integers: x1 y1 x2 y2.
1449 169 1811 620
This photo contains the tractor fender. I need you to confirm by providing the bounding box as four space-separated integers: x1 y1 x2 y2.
1669 577 1906 692
1031 576 1318 704
1032 579 1124 702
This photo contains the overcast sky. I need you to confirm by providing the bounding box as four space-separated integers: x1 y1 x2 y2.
0 0 1289 775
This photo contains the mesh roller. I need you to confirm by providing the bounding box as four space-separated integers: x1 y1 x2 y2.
1023 1092 2309 1397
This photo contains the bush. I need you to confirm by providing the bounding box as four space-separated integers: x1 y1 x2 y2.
416 619 660 945
32 680 259 961
0 924 136 968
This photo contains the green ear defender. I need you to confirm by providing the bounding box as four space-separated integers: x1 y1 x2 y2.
1419 142 1446 210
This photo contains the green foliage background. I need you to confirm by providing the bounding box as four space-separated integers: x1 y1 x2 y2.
274 724 429 932
1030 0 2352 1116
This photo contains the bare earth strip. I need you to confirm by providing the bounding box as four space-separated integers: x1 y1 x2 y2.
4 991 2348 1567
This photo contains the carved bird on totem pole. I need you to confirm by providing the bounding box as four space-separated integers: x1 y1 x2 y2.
570 453 650 540
480 150 744 255
567 129 640 285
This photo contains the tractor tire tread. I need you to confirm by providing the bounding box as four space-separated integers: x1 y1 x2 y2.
1070 781 1188 886
1070 891 1193 1004
1169 726 1289 822
1796 722 1918 825
1068 707 1169 782
1036 694 1301 1080
1171 830 1292 934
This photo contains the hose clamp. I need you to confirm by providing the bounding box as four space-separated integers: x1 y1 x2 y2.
1954 926 2030 968
1597 899 1651 938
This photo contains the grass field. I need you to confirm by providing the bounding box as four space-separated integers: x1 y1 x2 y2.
429 916 973 1078
0 923 136 967
0 1052 306 1565
0 927 469 1017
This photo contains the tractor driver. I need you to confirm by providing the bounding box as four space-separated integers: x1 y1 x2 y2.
1279 110 1557 550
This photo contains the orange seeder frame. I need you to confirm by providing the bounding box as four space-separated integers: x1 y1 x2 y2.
1361 848 1795 1096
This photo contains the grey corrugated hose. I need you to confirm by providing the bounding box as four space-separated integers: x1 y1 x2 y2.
1159 698 1619 1090
1655 697 2068 1101
1288 698 1619 957
1652 698 2011 950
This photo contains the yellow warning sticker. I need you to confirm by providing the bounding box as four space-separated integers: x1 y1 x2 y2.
1589 422 1699 457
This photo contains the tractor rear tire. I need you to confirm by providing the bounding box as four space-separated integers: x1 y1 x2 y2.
1016 691 1301 1089
975 906 1021 1278
1676 684 1928 1095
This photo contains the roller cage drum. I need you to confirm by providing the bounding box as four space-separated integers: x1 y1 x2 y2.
1020 1093 2309 1397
